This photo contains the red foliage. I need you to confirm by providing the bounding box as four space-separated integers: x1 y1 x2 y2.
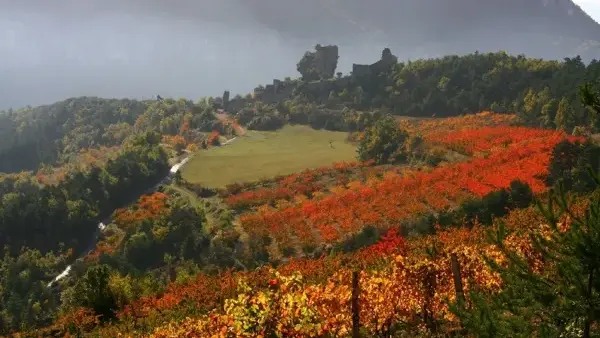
427 126 581 155
120 270 260 319
84 239 119 263
224 160 380 209
364 228 406 256
239 126 582 246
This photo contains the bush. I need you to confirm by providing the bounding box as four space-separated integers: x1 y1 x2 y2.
357 114 409 164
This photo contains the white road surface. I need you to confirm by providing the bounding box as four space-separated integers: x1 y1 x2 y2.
47 156 190 287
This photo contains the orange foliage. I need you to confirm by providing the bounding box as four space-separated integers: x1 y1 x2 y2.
162 135 186 149
119 227 406 321
208 131 221 146
186 143 198 152
145 202 582 337
84 240 117 263
232 119 246 136
43 308 100 337
113 192 170 228
224 161 380 209
63 113 591 337
34 146 120 185
179 119 190 135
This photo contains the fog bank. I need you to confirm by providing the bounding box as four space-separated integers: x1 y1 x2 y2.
0 0 597 109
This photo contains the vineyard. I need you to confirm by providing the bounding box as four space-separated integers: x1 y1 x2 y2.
79 199 588 337
228 113 581 252
41 112 597 337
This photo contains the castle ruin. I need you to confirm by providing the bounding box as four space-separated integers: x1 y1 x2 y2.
352 48 398 77
297 44 339 81
223 46 397 113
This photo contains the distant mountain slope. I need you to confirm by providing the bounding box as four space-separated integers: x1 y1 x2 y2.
0 0 598 110
240 0 600 59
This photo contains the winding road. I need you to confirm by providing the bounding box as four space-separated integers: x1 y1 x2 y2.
47 124 244 287
47 155 192 287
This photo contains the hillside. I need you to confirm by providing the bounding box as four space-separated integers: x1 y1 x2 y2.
25 112 600 337
2 49 600 336
241 0 600 59
2 49 599 174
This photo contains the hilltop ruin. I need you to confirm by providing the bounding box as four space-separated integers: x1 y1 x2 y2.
297 44 340 81
223 46 397 112
352 48 398 77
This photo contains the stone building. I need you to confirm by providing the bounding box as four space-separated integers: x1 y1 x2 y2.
352 48 398 77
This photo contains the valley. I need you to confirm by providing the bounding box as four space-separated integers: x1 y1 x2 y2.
1 45 600 337
181 125 356 188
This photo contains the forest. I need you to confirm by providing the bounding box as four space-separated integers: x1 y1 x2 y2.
1 48 600 337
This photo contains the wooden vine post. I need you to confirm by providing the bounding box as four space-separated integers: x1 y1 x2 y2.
450 253 465 303
423 268 438 332
352 270 360 338
450 253 467 334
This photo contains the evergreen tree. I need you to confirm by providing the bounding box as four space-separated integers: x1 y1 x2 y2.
521 88 539 125
490 102 501 113
73 265 117 320
555 97 576 131
580 82 600 131
453 176 600 337
541 99 558 129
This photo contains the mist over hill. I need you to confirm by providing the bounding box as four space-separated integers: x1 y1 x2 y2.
1 0 599 109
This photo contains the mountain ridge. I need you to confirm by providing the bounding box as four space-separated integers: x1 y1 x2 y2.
238 0 600 60
1 0 599 110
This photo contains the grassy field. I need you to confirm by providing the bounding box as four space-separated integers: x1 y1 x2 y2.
181 125 357 188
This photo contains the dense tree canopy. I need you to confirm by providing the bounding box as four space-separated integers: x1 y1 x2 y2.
0 97 221 173
226 52 600 136
0 131 169 334
1 48 600 336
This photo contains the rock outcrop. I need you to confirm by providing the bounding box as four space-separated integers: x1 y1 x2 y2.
297 44 339 81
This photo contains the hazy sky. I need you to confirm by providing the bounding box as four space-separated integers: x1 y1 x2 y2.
0 0 390 109
0 0 599 110
574 0 600 21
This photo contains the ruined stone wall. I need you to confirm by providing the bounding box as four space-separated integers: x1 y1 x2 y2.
302 77 353 102
352 48 398 78
226 97 251 112
352 64 372 77
225 46 398 113
314 44 339 79
251 79 297 104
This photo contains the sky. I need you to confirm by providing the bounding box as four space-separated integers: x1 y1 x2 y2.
575 0 600 22
0 0 387 109
0 0 599 110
